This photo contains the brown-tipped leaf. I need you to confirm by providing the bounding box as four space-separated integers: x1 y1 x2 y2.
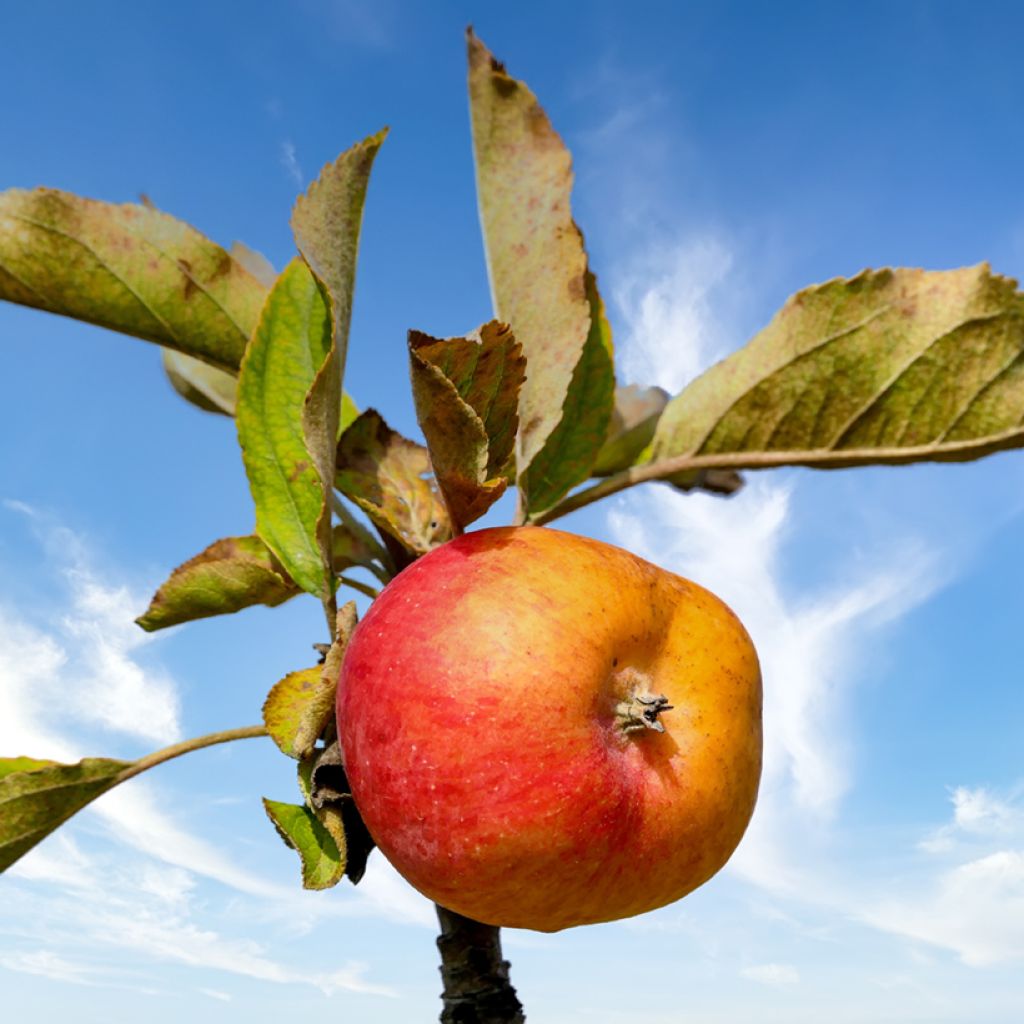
136 535 298 632
336 410 451 555
408 321 525 530
0 188 266 370
652 264 1024 470
0 758 129 871
468 32 613 495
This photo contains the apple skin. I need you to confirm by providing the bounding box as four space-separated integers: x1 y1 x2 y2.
337 526 762 932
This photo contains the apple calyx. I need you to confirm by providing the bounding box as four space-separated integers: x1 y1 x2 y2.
615 689 674 734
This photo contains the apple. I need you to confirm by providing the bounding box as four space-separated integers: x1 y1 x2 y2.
337 526 762 931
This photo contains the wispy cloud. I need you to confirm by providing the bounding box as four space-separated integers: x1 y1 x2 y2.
740 962 800 986
281 141 304 188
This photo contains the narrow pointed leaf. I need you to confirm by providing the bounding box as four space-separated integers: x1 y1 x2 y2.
0 188 265 369
286 133 385 629
520 269 615 515
292 129 387 391
236 258 334 600
136 535 299 632
651 264 1024 470
468 31 613 489
0 758 129 871
263 798 344 890
408 321 525 530
335 410 451 555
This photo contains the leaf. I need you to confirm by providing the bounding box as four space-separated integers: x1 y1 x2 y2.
592 384 670 476
135 534 299 632
300 743 375 885
467 31 613 491
408 321 525 530
161 349 238 416
292 129 387 392
263 604 356 760
519 268 615 515
263 798 344 890
651 264 1024 470
0 188 265 370
0 758 129 871
286 133 385 629
335 410 451 555
236 258 334 602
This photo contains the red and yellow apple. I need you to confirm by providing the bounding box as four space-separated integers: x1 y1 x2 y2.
337 526 761 931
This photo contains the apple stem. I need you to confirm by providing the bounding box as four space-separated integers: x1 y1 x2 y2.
435 904 525 1023
616 691 674 734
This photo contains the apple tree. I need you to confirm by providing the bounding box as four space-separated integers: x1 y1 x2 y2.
3 30 1024 1024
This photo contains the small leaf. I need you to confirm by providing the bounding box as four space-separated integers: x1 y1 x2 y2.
519 268 615 515
592 385 670 476
0 188 265 370
651 264 1024 470
0 758 129 871
408 321 525 530
336 410 451 555
161 349 238 416
236 258 334 601
468 32 613 487
263 798 344 890
263 667 328 760
136 535 298 632
301 743 375 885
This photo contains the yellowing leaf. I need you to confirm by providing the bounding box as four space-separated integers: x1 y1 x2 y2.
467 34 614 511
263 604 356 762
652 264 1024 470
408 321 525 530
0 758 129 871
336 410 451 555
592 385 670 476
136 534 298 632
0 188 265 370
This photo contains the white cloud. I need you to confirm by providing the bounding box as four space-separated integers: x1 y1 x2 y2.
612 235 735 394
281 141 303 188
740 962 800 986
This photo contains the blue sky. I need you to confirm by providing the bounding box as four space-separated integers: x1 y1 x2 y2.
2 1 1024 1020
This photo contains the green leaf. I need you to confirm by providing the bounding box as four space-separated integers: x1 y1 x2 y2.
236 258 334 601
262 604 356 761
161 349 238 416
263 798 344 890
592 384 670 476
467 32 613 490
0 188 265 370
651 264 1024 470
519 268 615 515
408 321 525 530
284 132 385 629
0 758 129 871
336 410 451 555
135 534 299 632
